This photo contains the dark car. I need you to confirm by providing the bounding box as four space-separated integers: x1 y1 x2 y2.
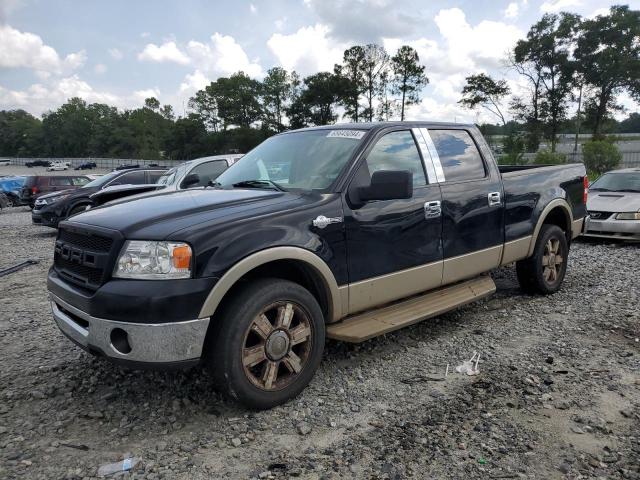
32 168 166 227
115 163 140 170
75 161 97 170
25 160 52 168
48 122 588 409
20 175 91 208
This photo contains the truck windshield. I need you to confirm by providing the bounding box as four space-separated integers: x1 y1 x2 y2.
590 172 640 193
157 163 189 186
215 129 366 191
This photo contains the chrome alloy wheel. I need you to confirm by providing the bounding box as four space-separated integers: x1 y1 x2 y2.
542 238 563 283
241 301 312 391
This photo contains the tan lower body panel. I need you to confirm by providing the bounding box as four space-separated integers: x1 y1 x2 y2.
442 245 502 285
347 261 442 315
571 218 584 239
500 236 532 265
326 275 496 343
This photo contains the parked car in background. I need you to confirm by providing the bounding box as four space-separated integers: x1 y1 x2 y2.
32 168 166 227
583 167 640 241
91 154 242 206
47 161 69 171
0 192 11 210
0 160 11 166
20 175 91 208
115 163 140 170
74 161 97 170
48 123 587 408
0 176 26 206
26 160 52 168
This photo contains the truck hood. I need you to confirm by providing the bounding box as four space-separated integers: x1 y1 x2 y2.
587 191 640 212
67 187 298 239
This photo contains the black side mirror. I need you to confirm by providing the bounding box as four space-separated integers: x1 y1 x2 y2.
181 173 201 189
358 170 413 202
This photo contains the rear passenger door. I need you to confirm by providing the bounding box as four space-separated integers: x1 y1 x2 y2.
426 128 504 284
49 177 73 192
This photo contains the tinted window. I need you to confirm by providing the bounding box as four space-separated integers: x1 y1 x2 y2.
147 171 165 184
50 177 72 186
187 161 228 187
366 130 426 187
111 171 146 185
430 130 486 182
71 177 89 186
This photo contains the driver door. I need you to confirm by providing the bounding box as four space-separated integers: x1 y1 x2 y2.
343 129 443 314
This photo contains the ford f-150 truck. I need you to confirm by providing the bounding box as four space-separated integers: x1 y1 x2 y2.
47 122 588 409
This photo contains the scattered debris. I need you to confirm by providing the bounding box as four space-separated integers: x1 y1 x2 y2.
0 259 39 278
456 352 481 376
97 457 141 477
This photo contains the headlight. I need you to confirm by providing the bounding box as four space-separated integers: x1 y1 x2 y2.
616 212 640 220
113 241 192 279
36 194 68 206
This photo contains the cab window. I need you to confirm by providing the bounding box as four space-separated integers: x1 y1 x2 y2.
186 160 228 188
365 130 427 187
429 130 486 182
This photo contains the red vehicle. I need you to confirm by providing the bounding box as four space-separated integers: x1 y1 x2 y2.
20 175 91 208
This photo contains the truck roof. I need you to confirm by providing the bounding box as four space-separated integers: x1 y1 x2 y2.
287 121 477 134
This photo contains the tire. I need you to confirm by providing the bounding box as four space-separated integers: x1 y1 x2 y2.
516 224 569 294
68 204 88 217
207 278 325 409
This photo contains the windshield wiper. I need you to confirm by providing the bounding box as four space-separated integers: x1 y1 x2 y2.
232 179 286 191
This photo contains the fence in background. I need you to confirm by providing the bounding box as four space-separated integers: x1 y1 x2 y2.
0 157 186 170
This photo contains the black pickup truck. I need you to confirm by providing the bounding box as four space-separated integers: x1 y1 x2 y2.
47 122 588 409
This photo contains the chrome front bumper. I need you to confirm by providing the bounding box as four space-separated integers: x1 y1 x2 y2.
50 293 210 364
583 215 640 241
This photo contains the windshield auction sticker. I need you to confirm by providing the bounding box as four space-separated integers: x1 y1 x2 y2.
327 130 366 140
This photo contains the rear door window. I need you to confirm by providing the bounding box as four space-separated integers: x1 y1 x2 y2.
50 177 72 186
146 170 164 184
71 177 89 186
429 130 486 182
111 171 146 185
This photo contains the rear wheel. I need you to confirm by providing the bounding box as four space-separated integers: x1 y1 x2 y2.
516 224 568 294
207 278 325 409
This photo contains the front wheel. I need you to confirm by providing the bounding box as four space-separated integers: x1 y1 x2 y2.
516 224 568 294
207 278 325 409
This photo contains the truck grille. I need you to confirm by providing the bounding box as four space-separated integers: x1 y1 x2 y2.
53 226 120 290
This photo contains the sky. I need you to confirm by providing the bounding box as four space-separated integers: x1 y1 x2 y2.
1 0 638 123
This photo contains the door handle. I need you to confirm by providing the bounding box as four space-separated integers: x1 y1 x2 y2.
424 200 441 219
488 192 501 207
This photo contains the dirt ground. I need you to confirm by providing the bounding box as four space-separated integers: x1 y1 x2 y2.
0 206 638 479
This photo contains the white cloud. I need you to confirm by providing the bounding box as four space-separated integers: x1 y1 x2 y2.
267 24 345 76
540 0 581 13
504 2 519 18
108 48 123 60
587 7 609 19
186 33 263 77
179 70 209 94
0 25 85 76
94 63 107 74
133 88 161 103
249 3 257 14
138 41 190 65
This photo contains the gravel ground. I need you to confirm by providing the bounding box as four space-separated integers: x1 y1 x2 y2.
1 207 638 479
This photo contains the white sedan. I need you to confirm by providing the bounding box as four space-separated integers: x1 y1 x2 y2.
46 162 68 171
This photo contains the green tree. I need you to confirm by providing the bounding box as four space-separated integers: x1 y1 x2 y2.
391 46 428 121
212 72 263 129
189 85 220 132
459 74 510 125
582 140 622 175
164 113 208 160
41 97 95 157
574 6 640 137
361 44 389 122
515 13 578 151
0 110 43 156
262 67 293 132
337 46 365 122
296 72 344 126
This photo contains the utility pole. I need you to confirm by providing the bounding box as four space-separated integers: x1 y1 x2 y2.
573 82 583 155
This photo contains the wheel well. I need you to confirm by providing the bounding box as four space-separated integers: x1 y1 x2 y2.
542 206 571 242
219 259 331 322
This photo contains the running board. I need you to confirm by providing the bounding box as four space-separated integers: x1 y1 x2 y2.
327 275 496 343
